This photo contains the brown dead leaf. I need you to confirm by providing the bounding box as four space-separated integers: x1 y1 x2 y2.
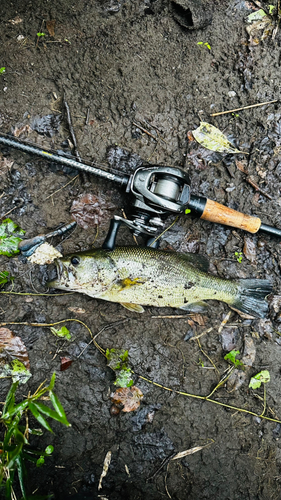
111 386 143 412
0 327 30 370
0 155 14 176
68 307 86 314
190 314 207 326
9 16 23 24
70 193 115 230
46 20 56 37
60 356 73 371
13 124 32 138
235 159 248 174
243 237 256 263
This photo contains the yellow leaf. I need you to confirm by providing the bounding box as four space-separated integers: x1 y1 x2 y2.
192 122 244 154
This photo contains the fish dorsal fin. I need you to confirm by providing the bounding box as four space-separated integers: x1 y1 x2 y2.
121 302 144 313
180 253 209 272
180 301 209 313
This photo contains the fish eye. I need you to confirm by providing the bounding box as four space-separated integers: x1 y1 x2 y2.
71 256 80 266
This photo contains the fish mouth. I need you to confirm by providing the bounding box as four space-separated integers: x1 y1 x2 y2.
47 259 67 288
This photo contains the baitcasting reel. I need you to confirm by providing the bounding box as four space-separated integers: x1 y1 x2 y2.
102 166 191 249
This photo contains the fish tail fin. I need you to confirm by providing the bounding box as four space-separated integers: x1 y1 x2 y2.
231 279 272 318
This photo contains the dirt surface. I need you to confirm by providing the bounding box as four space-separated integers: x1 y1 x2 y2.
2 1 281 499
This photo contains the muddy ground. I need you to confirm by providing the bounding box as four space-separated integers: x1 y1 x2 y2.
1 0 281 498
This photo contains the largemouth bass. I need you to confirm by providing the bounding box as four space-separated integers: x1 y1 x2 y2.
48 246 272 317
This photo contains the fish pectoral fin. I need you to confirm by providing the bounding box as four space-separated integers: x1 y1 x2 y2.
179 301 209 313
121 302 145 313
118 277 146 290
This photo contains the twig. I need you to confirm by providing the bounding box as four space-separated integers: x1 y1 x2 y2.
189 327 213 341
85 107 90 126
0 206 18 220
132 121 157 140
151 314 190 319
210 99 278 117
146 452 177 481
246 176 273 200
63 93 82 162
44 174 79 200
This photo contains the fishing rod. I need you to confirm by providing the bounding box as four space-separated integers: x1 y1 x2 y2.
0 132 280 253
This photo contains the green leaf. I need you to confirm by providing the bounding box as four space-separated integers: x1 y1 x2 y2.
268 5 275 14
115 368 134 388
224 350 245 369
11 360 32 384
28 402 53 433
192 122 244 154
2 381 19 416
45 445 54 455
50 326 71 340
0 67 5 75
0 218 25 257
247 9 267 22
37 32 46 37
249 370 270 389
49 391 71 426
15 455 27 500
0 271 14 288
36 456 45 467
106 348 129 370
48 372 56 391
3 399 29 419
7 442 24 469
33 401 68 425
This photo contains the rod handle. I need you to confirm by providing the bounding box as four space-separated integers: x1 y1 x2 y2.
200 199 261 233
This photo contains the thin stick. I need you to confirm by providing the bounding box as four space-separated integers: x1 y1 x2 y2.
132 122 157 140
44 174 79 200
210 99 278 117
0 206 18 220
151 314 189 319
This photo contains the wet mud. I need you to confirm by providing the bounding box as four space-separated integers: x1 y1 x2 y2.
1 1 281 499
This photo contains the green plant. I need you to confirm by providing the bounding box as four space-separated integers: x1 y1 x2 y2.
224 350 245 369
0 68 5 75
50 326 71 341
0 372 70 499
0 271 14 289
197 41 211 51
234 251 243 264
106 348 134 387
0 219 25 257
249 370 270 389
36 33 45 37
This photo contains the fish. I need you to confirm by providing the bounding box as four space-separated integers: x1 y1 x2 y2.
47 246 272 317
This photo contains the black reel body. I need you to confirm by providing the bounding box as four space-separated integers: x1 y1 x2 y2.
103 165 191 249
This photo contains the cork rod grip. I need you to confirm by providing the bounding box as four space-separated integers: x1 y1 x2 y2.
200 199 261 233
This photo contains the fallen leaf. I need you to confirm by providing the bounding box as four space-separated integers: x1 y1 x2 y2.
46 19 56 37
8 16 23 24
0 218 25 257
68 307 86 314
249 370 270 389
0 155 14 176
190 313 207 326
0 327 30 369
70 193 115 230
50 326 71 341
28 242 62 265
111 386 143 412
192 122 244 154
235 159 248 174
98 451 111 491
241 334 256 367
13 124 32 137
243 237 256 263
60 357 73 371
